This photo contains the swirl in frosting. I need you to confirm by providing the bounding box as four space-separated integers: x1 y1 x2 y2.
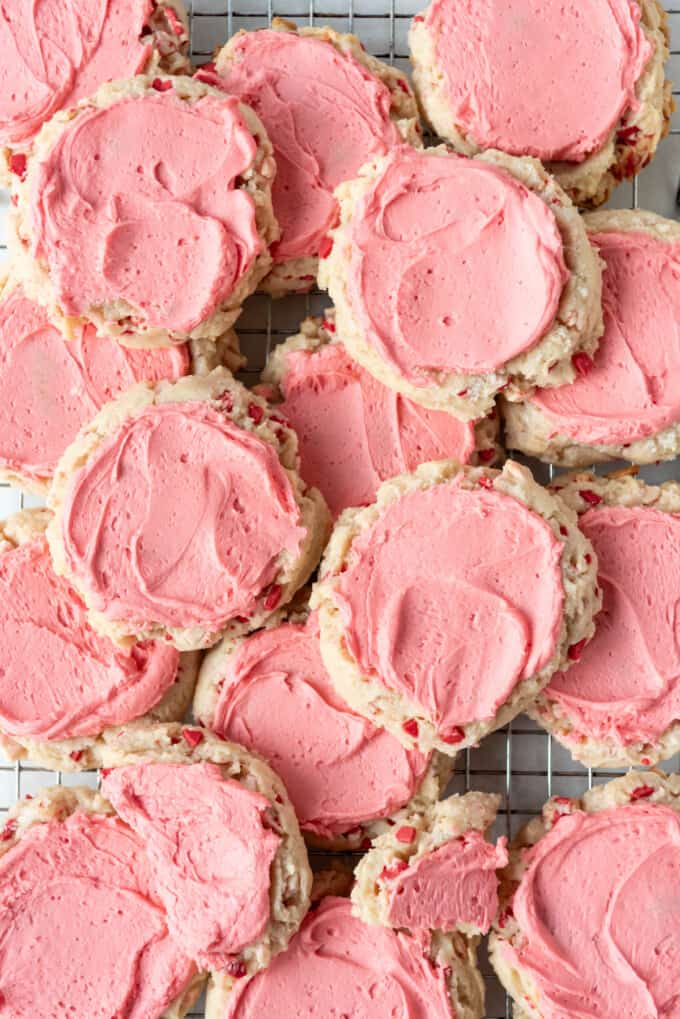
60 401 306 632
344 147 568 383
0 811 195 1015
533 230 680 446
545 505 680 748
212 613 430 837
502 803 680 1018
0 536 179 741
29 90 262 335
224 896 455 1018
330 481 564 736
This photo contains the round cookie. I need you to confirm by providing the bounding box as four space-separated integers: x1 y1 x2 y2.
0 273 242 494
260 311 501 519
194 603 453 851
409 0 672 208
489 771 680 1019
99 721 312 977
0 0 190 182
205 895 486 1019
47 368 330 651
503 210 680 467
197 18 421 296
9 74 278 348
0 507 199 772
0 784 204 1018
529 472 680 768
352 792 507 937
311 459 600 756
318 145 603 421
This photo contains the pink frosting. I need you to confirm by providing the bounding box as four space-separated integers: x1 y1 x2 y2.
224 896 455 1018
278 341 477 518
423 0 652 162
545 505 680 748
30 91 261 335
386 831 508 934
346 147 568 382
503 803 680 1019
0 0 154 147
0 811 195 1017
206 30 401 263
533 231 680 446
331 481 564 737
212 613 430 838
60 401 306 632
103 762 280 969
0 283 188 484
0 536 179 741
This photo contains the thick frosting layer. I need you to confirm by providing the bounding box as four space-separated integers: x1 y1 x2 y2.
61 401 306 631
347 148 568 381
279 342 476 518
424 0 651 162
332 482 564 734
30 92 261 334
0 283 188 484
533 231 680 446
224 896 455 1018
0 536 179 741
0 811 195 1017
211 30 400 263
504 804 680 1019
386 831 508 934
213 614 430 837
0 0 154 147
546 506 680 747
103 762 280 969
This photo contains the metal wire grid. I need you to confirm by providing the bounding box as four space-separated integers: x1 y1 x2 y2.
0 4 678 1016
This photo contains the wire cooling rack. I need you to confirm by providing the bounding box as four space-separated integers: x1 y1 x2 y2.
0 4 679 1016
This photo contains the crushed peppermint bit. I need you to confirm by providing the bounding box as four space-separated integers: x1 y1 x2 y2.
69 750 83 763
402 718 419 738
151 77 173 91
567 638 587 661
318 235 333 259
395 825 416 844
182 728 204 749
579 489 602 507
380 859 409 881
630 784 655 801
572 352 594 377
9 153 27 179
247 402 264 425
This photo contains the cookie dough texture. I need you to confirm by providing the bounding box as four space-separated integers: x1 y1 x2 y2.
311 459 601 756
0 508 198 772
211 18 423 296
530 471 680 768
488 770 680 1019
9 74 278 349
318 146 603 421
0 783 206 1019
194 602 454 852
503 210 680 467
47 368 330 651
409 0 672 208
98 721 313 977
352 791 501 933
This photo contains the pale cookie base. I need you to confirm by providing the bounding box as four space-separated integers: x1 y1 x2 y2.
503 210 680 467
0 784 206 1019
204 894 486 1019
352 791 501 936
0 508 199 771
0 268 244 496
9 74 279 348
310 459 601 756
0 0 192 186
212 18 423 297
489 770 680 1019
319 146 603 421
47 368 331 651
528 471 680 768
98 721 312 977
194 602 454 851
409 0 672 209
261 311 503 465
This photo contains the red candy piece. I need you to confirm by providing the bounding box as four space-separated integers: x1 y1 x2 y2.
152 78 173 92
263 584 282 611
247 403 264 425
380 859 409 881
567 638 587 661
69 750 83 763
9 153 27 179
318 235 333 259
395 825 416 844
630 785 655 801
579 489 602 507
182 728 204 749
477 448 495 463
441 726 465 744
402 719 419 738
572 352 594 377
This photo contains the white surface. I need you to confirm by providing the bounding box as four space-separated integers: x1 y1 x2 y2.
0 4 678 1016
